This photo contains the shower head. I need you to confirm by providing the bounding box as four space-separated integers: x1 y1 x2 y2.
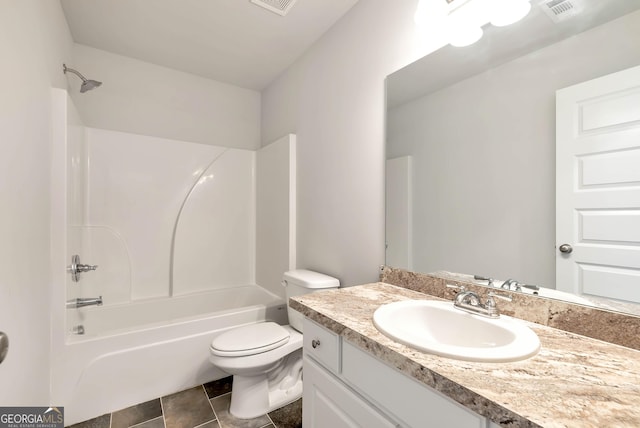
80 79 102 93
63 64 102 93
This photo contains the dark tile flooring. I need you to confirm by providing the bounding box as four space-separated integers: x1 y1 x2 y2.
68 376 302 428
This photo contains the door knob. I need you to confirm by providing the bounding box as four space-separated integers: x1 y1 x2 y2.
0 332 8 364
559 244 573 254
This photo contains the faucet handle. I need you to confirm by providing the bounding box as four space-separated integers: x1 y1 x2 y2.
485 292 512 317
500 279 521 290
446 284 466 293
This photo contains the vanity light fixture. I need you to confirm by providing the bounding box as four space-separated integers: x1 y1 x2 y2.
414 0 532 47
446 6 484 47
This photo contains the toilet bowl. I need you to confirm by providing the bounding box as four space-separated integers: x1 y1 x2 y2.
208 270 339 419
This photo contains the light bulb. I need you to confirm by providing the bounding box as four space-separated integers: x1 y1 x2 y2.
489 0 531 27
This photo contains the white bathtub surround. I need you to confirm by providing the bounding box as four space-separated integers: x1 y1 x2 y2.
171 148 256 296
70 285 284 338
64 96 89 331
72 130 298 306
80 128 255 302
50 91 298 424
256 135 297 299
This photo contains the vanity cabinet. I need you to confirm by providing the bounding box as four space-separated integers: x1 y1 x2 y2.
304 356 397 428
303 318 501 428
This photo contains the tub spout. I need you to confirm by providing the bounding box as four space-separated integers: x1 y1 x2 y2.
67 296 103 309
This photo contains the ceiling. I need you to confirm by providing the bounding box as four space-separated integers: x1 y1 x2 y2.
60 0 360 91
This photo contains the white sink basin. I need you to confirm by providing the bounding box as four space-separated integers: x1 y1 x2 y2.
373 300 540 362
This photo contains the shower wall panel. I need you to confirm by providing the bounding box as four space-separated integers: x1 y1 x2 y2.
81 128 254 303
172 149 256 295
65 95 87 328
256 135 296 299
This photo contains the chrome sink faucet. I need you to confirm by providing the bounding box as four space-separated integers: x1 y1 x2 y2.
446 284 512 318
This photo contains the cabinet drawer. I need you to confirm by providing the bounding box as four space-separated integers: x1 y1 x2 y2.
303 318 340 373
342 341 486 428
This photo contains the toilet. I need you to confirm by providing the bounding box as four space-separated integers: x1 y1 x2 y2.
208 269 340 419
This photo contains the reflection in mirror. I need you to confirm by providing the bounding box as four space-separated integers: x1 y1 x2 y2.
385 0 640 315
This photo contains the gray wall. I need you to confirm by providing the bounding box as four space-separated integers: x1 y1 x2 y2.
387 10 640 286
261 0 427 286
70 43 261 150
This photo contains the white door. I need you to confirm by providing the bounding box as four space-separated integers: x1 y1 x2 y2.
385 156 413 269
556 65 640 303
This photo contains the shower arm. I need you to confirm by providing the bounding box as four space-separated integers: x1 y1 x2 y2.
63 64 88 82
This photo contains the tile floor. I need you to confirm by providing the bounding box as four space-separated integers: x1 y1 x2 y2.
68 376 302 428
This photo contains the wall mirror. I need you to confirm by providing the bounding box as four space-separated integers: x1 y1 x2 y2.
385 0 640 315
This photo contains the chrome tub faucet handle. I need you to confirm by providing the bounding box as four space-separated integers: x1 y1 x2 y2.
66 296 103 309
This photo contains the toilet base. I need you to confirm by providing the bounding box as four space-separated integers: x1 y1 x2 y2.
229 349 303 419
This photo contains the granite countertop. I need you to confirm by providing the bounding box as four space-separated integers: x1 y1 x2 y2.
290 282 640 428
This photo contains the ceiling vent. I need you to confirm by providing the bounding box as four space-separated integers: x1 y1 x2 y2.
540 0 584 23
250 0 299 16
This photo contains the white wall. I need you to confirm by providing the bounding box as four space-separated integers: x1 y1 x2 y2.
261 0 427 286
70 43 261 150
0 0 72 404
387 10 640 287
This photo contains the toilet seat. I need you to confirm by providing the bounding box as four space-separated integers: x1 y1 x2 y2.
210 322 290 357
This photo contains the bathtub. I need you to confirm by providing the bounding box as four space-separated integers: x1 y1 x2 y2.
53 285 287 426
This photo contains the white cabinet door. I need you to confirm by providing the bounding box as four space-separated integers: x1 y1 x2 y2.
556 64 640 302
341 341 486 428
303 356 397 428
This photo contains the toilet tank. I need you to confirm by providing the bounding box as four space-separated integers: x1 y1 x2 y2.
283 269 340 332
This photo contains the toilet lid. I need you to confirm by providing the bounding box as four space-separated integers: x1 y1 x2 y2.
210 322 290 357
